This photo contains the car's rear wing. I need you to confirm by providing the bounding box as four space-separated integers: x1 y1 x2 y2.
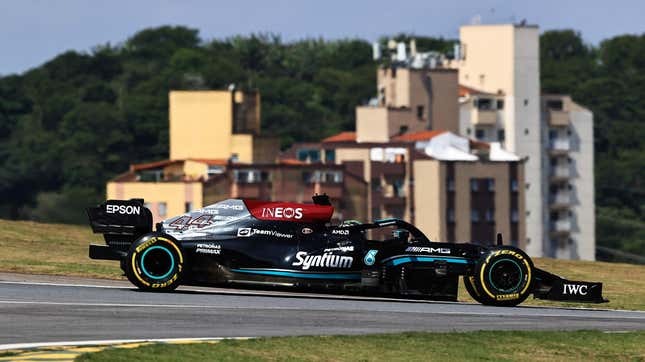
87 199 153 260
532 268 607 303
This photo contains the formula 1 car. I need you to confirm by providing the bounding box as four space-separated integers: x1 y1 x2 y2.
87 195 606 306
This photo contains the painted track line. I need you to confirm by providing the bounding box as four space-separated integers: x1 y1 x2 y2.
0 337 252 351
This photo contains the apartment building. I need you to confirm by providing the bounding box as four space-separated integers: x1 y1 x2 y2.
454 24 595 260
285 126 526 247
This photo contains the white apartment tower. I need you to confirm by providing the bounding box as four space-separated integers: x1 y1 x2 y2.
456 24 595 260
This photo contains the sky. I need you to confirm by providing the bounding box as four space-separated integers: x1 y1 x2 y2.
1 0 643 75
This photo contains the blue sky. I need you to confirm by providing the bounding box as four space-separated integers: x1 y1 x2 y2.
1 0 643 75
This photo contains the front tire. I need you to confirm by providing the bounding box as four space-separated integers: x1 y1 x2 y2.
463 275 487 304
125 234 183 291
470 247 534 306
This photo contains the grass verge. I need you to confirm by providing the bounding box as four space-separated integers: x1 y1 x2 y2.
1 218 644 309
75 331 645 361
0 219 121 278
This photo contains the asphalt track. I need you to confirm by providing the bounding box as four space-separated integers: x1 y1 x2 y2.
1 273 645 346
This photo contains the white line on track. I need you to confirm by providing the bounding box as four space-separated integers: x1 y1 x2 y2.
0 336 253 351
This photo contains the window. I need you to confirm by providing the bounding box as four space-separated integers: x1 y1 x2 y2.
447 209 455 223
497 100 504 110
511 209 519 223
234 169 268 183
466 128 471 135
549 129 558 140
475 129 485 140
471 209 480 223
487 179 495 192
392 179 405 197
470 179 479 191
139 170 163 182
447 177 455 191
477 98 493 110
297 149 320 162
485 209 495 222
324 149 335 163
524 128 529 135
524 99 529 106
207 165 224 176
158 202 167 217
185 202 193 213
371 178 381 191
511 179 518 192
399 125 408 135
546 100 563 110
497 129 505 142
318 170 343 183
416 105 424 120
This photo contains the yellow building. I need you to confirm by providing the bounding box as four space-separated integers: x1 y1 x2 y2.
107 89 280 223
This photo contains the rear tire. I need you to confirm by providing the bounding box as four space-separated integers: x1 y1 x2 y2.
470 247 534 306
125 234 183 291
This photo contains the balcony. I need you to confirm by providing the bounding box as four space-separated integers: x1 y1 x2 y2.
372 162 405 176
550 165 570 182
549 138 570 155
550 218 571 236
471 108 497 125
549 191 571 210
548 110 570 126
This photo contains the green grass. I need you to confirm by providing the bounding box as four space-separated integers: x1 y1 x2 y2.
1 218 645 310
76 331 645 362
0 219 122 278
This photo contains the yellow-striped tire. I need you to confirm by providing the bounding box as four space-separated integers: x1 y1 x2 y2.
125 234 183 291
463 276 487 304
471 247 534 307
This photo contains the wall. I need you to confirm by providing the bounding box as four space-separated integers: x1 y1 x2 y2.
412 159 444 240
231 134 254 163
356 107 390 142
427 70 459 132
452 161 526 249
169 91 233 160
457 25 516 95
568 105 595 260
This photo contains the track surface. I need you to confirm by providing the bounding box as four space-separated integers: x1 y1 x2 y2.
1 274 645 345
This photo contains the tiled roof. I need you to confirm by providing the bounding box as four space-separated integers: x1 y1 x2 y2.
459 84 494 97
322 131 356 143
130 159 178 171
130 158 228 171
279 158 308 165
391 130 446 142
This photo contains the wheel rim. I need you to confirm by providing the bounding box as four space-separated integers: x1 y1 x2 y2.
140 246 175 280
487 258 523 293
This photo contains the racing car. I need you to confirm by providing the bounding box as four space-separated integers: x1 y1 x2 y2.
87 195 606 306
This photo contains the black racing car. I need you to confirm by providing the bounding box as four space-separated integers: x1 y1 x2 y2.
87 195 606 307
